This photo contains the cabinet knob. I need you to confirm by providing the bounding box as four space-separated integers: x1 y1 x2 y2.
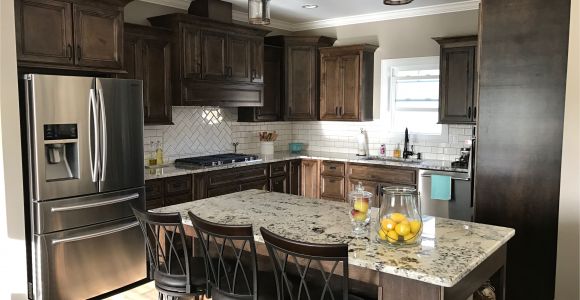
67 44 72 61
473 106 477 120
467 107 472 119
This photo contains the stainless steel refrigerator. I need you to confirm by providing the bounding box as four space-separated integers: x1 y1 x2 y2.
22 74 146 299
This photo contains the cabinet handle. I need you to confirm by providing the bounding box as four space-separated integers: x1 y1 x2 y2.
473 107 477 120
329 166 336 170
468 107 472 119
67 44 72 61
339 107 343 116
251 69 256 80
77 45 81 59
335 107 339 116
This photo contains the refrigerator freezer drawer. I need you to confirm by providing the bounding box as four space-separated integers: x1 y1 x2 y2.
33 217 146 300
33 187 145 234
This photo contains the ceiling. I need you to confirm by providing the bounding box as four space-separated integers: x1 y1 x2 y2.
140 0 479 31
226 0 475 23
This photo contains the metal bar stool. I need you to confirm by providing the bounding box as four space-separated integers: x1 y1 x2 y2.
260 227 377 300
188 211 277 300
132 206 206 300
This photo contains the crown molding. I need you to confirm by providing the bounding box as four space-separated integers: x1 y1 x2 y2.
138 0 479 32
290 0 480 31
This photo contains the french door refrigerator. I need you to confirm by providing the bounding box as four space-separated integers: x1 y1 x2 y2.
22 74 146 299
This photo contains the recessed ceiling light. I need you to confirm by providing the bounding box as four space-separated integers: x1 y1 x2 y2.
302 4 319 9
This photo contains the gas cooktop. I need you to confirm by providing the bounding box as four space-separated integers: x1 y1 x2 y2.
174 153 260 168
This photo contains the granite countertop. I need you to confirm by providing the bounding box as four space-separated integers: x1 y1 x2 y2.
152 189 515 287
145 151 468 180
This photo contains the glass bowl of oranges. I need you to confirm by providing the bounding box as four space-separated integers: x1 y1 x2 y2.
376 187 422 246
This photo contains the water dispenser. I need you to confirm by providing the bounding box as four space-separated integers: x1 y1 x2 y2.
44 124 79 181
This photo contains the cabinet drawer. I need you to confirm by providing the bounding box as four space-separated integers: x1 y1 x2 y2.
320 175 345 201
165 175 192 196
207 185 240 198
321 161 345 177
145 179 164 200
348 164 416 185
207 164 268 187
164 193 192 206
241 179 269 191
269 161 288 177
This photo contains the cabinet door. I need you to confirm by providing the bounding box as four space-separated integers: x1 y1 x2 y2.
270 175 288 193
182 25 202 79
143 38 172 125
320 175 345 201
73 4 123 69
16 0 74 65
439 46 476 124
257 45 282 120
320 55 342 120
340 54 361 120
301 160 319 198
201 30 227 80
227 34 251 82
251 39 264 83
289 160 301 195
286 46 318 121
120 35 142 80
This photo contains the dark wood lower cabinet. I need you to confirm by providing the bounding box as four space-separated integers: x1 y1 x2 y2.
289 160 301 195
320 175 345 201
145 175 192 210
207 185 240 198
301 160 320 198
270 175 287 193
241 179 269 191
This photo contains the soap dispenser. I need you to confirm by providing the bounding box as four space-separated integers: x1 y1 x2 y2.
357 128 367 156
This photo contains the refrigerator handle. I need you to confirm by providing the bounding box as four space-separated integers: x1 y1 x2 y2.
89 89 99 183
98 88 108 182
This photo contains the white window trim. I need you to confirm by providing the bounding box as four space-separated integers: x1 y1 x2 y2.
380 56 449 143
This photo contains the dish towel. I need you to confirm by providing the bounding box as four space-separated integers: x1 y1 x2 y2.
431 175 452 201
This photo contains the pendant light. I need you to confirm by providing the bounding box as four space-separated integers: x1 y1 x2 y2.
248 0 271 25
383 0 413 5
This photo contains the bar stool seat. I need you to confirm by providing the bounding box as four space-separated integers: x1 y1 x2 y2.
154 257 207 294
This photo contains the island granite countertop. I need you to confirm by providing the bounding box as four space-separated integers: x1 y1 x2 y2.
145 151 467 180
152 189 515 288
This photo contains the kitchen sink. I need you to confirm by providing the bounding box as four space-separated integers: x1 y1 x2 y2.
362 156 422 164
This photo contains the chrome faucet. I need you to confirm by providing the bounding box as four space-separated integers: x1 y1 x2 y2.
403 128 414 159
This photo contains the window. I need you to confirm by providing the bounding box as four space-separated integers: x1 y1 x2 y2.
381 57 446 138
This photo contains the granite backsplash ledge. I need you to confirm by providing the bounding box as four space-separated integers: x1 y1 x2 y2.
143 107 474 165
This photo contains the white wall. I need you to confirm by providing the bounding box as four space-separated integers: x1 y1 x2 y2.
0 0 27 299
555 0 580 298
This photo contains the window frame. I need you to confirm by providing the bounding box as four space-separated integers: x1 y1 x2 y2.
380 56 449 143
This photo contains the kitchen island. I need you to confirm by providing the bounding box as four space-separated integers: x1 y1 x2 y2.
152 189 515 300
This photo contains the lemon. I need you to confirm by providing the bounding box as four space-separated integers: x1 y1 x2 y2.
410 220 422 234
353 211 367 221
386 230 399 242
354 199 369 213
404 233 417 243
380 218 396 231
395 223 411 236
390 213 407 223
400 220 410 226
378 229 388 240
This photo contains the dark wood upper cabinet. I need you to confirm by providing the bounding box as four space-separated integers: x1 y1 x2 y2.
434 36 478 124
15 0 74 65
238 44 282 122
181 25 202 79
73 4 123 69
319 45 376 121
250 38 264 83
227 34 251 82
121 24 172 125
201 29 227 80
148 14 269 107
15 0 128 72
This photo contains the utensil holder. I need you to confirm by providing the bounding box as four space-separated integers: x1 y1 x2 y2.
260 141 274 155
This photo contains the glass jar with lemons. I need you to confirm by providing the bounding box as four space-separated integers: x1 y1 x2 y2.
377 186 422 246
348 182 374 236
